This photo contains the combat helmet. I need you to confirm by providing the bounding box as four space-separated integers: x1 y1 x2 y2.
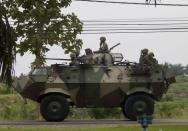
148 52 154 57
70 52 76 58
100 36 106 42
141 48 149 54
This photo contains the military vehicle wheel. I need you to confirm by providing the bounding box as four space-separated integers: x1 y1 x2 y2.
121 106 130 119
40 95 69 122
124 94 154 121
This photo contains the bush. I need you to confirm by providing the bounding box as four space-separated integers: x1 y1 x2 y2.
68 108 123 119
155 101 186 118
88 108 122 119
0 83 14 94
0 94 38 120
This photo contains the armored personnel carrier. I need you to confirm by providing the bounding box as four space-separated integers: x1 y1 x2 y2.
14 43 175 122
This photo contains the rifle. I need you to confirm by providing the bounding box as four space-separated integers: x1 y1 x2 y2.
109 43 120 52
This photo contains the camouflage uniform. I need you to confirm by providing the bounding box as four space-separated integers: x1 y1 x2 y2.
84 48 93 64
145 52 158 66
70 52 80 65
75 49 80 57
139 48 149 65
99 36 108 53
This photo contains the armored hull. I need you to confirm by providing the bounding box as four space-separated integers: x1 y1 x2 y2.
14 52 175 121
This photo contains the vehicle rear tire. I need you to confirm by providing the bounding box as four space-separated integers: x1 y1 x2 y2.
40 94 69 122
124 94 154 121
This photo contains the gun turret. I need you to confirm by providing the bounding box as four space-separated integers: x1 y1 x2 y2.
109 43 120 52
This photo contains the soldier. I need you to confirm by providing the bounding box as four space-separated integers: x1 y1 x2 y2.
148 52 158 65
69 52 80 66
139 48 149 65
75 49 80 58
99 36 108 53
84 48 93 64
146 52 158 66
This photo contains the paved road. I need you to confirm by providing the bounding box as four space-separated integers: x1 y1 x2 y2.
0 119 188 128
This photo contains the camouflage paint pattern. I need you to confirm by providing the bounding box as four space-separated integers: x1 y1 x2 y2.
14 52 176 108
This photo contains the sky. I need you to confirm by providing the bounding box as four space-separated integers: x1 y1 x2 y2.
15 0 188 76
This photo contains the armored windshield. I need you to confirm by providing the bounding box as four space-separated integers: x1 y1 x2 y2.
32 68 47 75
111 53 123 62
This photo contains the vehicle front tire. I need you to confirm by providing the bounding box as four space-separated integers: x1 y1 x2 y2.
121 106 130 119
40 94 69 122
124 94 154 121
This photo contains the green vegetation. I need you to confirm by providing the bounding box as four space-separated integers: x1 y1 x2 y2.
155 99 188 118
4 0 83 66
1 0 82 85
154 75 188 119
0 83 14 94
0 94 38 120
69 108 122 120
167 75 188 99
0 125 188 131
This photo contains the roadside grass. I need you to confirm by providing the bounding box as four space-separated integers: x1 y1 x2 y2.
167 75 188 99
0 125 188 131
0 94 38 120
155 99 188 119
153 75 188 119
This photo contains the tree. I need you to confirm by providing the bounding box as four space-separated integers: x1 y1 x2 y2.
0 3 16 85
5 0 83 66
167 63 184 76
184 65 188 75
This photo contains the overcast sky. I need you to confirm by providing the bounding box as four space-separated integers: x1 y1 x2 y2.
15 0 188 76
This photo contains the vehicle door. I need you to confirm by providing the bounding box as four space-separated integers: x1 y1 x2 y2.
82 65 122 107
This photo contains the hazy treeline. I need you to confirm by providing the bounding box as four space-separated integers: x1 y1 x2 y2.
167 63 188 76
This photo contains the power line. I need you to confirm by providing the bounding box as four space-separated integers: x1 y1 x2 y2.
83 26 188 30
73 0 188 7
84 23 188 26
81 30 188 34
8 17 188 24
8 23 188 28
19 30 188 35
83 20 188 22
17 27 188 32
82 27 188 31
13 28 188 35
82 17 188 21
9 20 188 26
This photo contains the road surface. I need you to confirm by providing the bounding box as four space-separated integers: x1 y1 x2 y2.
0 119 187 128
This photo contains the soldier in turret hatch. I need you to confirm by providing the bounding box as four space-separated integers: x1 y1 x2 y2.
146 52 158 66
139 48 149 65
70 52 80 66
99 36 108 53
84 48 93 64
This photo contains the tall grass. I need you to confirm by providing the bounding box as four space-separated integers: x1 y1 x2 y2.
0 94 38 120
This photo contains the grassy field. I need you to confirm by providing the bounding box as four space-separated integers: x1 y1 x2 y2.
155 100 188 119
0 94 38 120
0 125 188 131
167 75 188 99
154 75 188 119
